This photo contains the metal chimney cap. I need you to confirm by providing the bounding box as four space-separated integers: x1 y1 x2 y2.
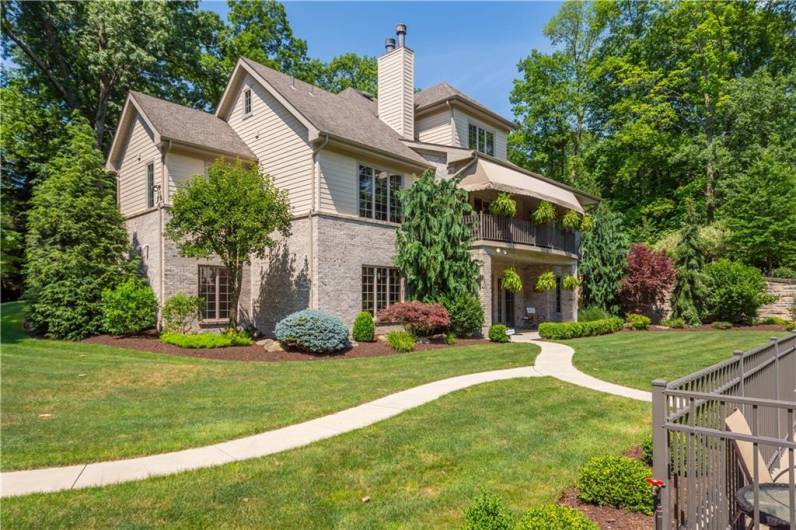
396 23 407 34
385 37 396 52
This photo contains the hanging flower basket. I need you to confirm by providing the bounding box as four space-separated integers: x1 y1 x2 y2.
489 192 517 218
532 201 556 224
535 271 556 292
561 210 581 230
502 267 523 293
580 214 594 232
562 274 581 290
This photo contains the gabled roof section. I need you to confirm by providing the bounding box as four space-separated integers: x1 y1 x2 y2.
217 58 430 169
415 82 516 131
130 92 255 159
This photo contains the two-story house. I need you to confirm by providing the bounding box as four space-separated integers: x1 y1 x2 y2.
106 24 597 335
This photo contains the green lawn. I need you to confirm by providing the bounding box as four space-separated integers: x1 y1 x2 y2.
569 330 786 391
0 377 650 529
0 302 539 470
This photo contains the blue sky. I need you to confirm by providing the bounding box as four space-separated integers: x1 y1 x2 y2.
202 1 562 118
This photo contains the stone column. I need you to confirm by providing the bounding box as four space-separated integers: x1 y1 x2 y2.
472 248 492 335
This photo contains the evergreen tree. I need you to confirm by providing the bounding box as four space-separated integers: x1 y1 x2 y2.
394 171 480 302
579 203 630 314
670 202 706 325
23 117 136 339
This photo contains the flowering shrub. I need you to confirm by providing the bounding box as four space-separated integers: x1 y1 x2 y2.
489 192 517 218
502 268 523 293
377 301 449 337
618 244 676 316
275 309 350 353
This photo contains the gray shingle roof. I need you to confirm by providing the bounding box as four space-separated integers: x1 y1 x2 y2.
415 82 515 129
130 91 255 159
241 58 429 167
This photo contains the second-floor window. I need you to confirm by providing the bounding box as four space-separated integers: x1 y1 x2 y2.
243 88 252 115
358 164 402 223
468 123 495 156
146 162 155 208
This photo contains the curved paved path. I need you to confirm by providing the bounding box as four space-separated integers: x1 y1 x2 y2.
0 336 649 498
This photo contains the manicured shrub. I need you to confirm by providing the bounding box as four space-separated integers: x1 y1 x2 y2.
577 455 653 515
578 306 611 322
712 321 733 330
377 301 449 337
618 243 676 316
352 311 375 342
445 331 457 345
502 267 523 294
562 274 580 290
661 317 686 328
561 210 581 230
489 192 517 218
161 293 203 333
516 504 597 530
463 493 513 530
161 330 252 348
754 316 789 326
442 293 484 338
275 309 350 353
704 259 775 323
642 433 654 466
535 271 556 292
626 313 651 330
386 330 415 352
532 200 556 224
100 278 157 336
539 317 624 339
488 324 510 343
771 266 796 279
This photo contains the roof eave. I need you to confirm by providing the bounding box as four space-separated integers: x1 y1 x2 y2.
160 137 257 162
416 97 517 131
319 133 432 173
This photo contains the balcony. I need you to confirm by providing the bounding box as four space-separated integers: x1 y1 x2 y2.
467 211 579 255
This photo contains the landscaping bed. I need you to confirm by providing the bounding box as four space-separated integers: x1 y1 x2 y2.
84 332 488 362
559 488 652 530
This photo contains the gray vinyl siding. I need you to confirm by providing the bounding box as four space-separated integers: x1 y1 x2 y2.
227 74 314 215
117 114 161 216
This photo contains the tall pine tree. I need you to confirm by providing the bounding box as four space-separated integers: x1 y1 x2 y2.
671 201 707 325
394 171 480 302
579 203 630 314
24 117 136 339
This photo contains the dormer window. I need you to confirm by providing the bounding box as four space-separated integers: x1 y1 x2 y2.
468 123 494 156
243 88 252 115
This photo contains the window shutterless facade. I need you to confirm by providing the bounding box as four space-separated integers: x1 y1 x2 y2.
358 164 402 222
198 265 230 320
361 266 401 315
467 123 494 156
146 162 155 208
243 88 252 115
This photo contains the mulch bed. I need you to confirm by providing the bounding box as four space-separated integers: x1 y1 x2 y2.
83 332 490 362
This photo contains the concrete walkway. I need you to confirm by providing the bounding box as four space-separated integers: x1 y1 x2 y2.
1 336 650 498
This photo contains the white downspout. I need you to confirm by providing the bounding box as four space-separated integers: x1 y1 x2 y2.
158 140 172 328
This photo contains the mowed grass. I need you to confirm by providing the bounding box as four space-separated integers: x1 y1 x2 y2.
569 330 786 391
1 378 650 529
0 302 539 470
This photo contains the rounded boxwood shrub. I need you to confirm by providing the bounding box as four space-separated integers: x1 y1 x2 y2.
101 278 157 336
442 293 484 337
502 267 523 294
489 192 517 218
626 313 651 330
463 493 513 530
577 455 653 514
386 330 415 352
488 324 510 343
352 311 375 342
275 309 350 353
162 293 203 333
535 271 556 292
704 259 774 324
532 200 556 224
516 504 597 530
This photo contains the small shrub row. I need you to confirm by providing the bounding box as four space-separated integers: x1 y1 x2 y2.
754 316 790 326
488 324 510 343
577 455 654 515
661 317 685 328
161 329 252 348
386 330 415 352
625 313 651 330
538 317 624 340
275 309 350 353
464 493 596 530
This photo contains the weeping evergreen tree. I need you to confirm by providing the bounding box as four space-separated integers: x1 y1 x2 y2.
671 202 706 325
394 171 479 301
579 203 630 314
24 117 136 339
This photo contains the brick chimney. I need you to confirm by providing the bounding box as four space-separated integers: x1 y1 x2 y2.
377 24 414 138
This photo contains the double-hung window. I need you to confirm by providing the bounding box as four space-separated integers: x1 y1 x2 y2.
467 123 495 156
243 88 252 115
361 266 401 315
198 265 230 320
146 162 155 208
358 164 402 223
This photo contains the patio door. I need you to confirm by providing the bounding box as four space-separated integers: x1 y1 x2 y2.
495 278 516 327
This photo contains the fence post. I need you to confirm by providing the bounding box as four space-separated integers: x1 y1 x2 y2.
772 337 781 440
652 379 670 530
734 350 745 397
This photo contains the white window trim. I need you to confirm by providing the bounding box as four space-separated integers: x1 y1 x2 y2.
243 88 252 116
356 161 404 224
468 122 496 156
145 160 157 208
361 265 404 316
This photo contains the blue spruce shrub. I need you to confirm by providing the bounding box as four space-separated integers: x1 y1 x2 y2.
275 309 350 353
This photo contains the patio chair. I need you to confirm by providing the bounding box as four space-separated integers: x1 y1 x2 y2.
520 307 536 328
726 409 795 484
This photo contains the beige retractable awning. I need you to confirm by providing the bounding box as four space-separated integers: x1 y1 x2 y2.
457 157 585 213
